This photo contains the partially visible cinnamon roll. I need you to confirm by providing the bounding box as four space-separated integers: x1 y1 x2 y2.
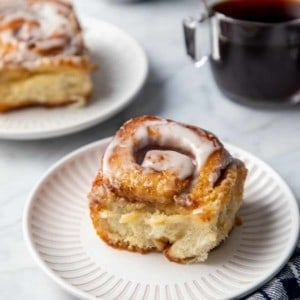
88 116 247 264
0 0 95 112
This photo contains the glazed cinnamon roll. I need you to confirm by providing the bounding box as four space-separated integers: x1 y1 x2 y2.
0 0 95 112
89 116 247 263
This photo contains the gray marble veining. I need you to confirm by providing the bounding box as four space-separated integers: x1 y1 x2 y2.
0 0 299 299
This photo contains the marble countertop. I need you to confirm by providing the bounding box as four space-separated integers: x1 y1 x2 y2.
1 0 299 299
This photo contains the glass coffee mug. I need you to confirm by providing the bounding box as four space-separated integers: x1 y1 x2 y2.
183 0 300 108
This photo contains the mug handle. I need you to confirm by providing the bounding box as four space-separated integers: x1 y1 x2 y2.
183 14 210 67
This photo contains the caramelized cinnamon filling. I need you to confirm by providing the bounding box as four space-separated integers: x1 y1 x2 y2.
134 145 194 165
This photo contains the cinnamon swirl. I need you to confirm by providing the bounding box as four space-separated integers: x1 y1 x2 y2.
0 0 95 112
88 116 247 264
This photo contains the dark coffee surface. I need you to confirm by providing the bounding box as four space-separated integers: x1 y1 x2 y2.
212 0 300 23
210 0 300 104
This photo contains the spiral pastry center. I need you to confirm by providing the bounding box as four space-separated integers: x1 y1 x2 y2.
102 116 224 205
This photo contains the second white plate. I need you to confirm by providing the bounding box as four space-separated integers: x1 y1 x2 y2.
23 139 299 300
0 17 148 140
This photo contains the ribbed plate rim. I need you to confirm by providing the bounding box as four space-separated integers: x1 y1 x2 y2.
23 138 300 300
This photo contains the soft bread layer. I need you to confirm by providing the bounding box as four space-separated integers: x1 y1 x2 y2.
0 67 92 112
89 161 247 263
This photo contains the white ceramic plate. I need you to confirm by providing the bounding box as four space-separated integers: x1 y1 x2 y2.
0 17 148 140
23 139 299 300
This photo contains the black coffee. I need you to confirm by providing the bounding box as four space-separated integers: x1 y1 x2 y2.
212 0 300 23
210 0 300 105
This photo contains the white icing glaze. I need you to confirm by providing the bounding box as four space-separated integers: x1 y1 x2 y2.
142 150 194 180
102 117 219 182
0 0 85 69
145 122 216 175
102 119 164 178
32 3 68 37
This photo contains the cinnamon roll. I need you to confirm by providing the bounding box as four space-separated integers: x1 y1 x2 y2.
0 0 95 112
89 116 247 264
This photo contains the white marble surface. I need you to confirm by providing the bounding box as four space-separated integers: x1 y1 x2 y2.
1 0 300 299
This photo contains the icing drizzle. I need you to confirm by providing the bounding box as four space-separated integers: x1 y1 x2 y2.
0 0 85 68
103 117 220 182
142 150 195 180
